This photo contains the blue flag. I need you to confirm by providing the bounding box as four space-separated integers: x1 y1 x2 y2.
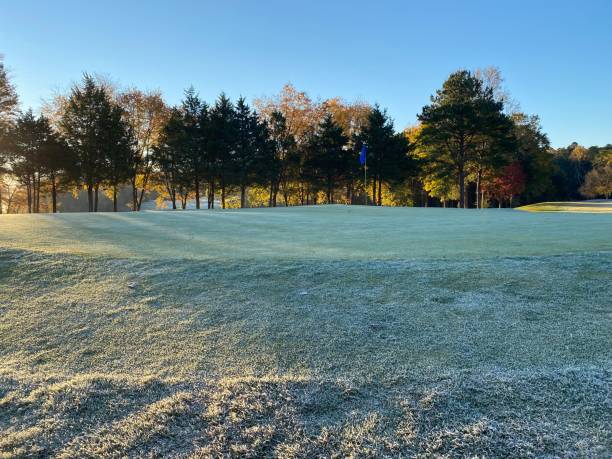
359 144 367 165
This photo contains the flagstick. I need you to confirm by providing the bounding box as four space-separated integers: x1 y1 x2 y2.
364 155 367 206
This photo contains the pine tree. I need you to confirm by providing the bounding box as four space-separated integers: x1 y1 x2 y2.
305 114 349 203
60 75 115 211
102 104 134 212
39 129 71 213
209 94 237 208
9 110 46 213
360 106 412 205
0 57 19 134
154 108 191 210
179 88 207 209
232 98 271 208
418 70 513 208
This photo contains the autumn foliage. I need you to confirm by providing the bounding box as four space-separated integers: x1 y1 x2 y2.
484 161 526 206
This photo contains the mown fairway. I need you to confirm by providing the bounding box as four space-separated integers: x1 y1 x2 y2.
0 206 611 457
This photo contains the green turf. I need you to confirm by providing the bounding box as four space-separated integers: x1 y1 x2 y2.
0 206 610 457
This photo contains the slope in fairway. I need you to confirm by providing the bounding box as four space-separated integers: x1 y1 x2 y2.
0 206 610 457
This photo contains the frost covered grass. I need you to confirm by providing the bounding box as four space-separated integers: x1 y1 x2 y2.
0 206 611 457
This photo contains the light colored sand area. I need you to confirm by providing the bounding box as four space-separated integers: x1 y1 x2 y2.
517 200 612 213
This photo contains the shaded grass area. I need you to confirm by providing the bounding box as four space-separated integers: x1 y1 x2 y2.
517 200 612 213
1 207 611 456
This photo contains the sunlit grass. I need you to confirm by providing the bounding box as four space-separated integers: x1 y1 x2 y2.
517 200 612 213
0 206 610 456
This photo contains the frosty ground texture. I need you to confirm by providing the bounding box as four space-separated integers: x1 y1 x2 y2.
0 206 610 457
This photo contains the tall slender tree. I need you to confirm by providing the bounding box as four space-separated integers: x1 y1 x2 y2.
0 56 19 213
0 56 19 134
266 111 296 206
39 131 71 213
60 75 115 211
360 106 412 205
305 114 349 203
9 110 45 213
232 97 271 208
154 107 191 210
102 105 135 212
208 94 237 208
117 89 169 211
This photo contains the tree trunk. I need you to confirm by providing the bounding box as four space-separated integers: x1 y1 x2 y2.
51 174 57 213
87 184 94 212
170 189 177 210
475 169 482 209
136 164 154 211
94 184 99 212
181 192 188 209
221 182 226 209
208 179 215 209
377 178 382 206
240 185 247 208
371 178 376 206
459 169 465 209
195 175 200 209
113 185 118 212
35 173 41 213
26 179 32 214
132 179 138 211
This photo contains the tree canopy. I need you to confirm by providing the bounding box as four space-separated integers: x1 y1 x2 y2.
0 57 608 213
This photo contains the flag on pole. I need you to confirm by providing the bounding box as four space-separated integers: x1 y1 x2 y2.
359 144 367 165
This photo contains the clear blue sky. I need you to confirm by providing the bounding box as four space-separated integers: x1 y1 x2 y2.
1 0 610 147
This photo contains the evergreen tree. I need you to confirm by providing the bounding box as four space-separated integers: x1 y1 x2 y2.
233 97 271 208
418 71 513 208
179 88 207 209
60 75 116 211
0 57 19 134
305 114 349 203
39 130 72 213
360 106 412 205
7 111 73 213
208 94 237 208
154 107 191 210
102 104 135 212
8 110 46 213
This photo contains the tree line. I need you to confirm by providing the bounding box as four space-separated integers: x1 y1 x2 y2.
0 58 610 213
